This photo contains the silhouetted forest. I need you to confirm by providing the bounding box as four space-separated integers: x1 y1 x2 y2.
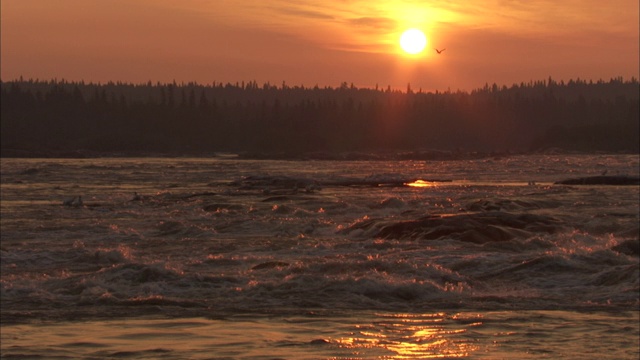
1 77 638 158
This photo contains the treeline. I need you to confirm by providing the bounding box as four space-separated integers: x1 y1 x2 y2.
1 77 638 157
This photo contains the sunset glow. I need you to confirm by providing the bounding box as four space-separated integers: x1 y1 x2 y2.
1 0 638 90
1 2 638 358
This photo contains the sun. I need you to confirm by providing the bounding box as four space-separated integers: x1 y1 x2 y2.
399 28 427 55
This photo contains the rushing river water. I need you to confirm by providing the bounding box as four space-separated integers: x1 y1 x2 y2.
1 154 638 359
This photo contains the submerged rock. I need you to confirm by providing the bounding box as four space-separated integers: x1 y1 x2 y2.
555 176 640 185
251 261 290 270
611 239 640 256
374 211 563 243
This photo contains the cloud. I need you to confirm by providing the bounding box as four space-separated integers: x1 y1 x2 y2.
271 6 335 20
455 0 639 35
348 17 397 30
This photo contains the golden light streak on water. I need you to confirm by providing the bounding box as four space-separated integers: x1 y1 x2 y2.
405 179 439 188
335 313 479 358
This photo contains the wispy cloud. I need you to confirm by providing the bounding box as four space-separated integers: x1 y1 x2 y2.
129 0 640 59
453 0 638 34
348 17 397 30
271 7 335 20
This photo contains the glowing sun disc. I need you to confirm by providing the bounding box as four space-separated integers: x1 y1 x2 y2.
400 28 427 54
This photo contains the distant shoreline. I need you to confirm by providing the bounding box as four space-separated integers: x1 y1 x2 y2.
3 78 638 157
1 148 635 160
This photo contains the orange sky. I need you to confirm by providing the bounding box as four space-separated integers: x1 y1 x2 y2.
1 0 638 91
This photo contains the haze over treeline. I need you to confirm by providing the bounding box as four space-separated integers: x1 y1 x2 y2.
1 77 638 157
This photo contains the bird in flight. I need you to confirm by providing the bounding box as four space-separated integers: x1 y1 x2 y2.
435 48 446 54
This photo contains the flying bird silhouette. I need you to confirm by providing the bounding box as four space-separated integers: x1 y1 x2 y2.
435 48 446 54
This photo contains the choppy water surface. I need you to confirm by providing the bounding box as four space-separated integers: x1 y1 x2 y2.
1 154 638 359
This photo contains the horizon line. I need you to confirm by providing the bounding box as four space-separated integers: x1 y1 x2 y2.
2 75 638 93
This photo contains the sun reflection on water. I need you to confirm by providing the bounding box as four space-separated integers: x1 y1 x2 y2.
335 313 481 358
405 179 439 188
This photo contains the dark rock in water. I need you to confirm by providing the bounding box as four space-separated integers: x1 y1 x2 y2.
202 203 244 212
156 220 184 235
20 168 40 175
251 261 290 270
375 211 563 244
555 176 640 185
231 175 320 191
309 339 331 345
465 199 545 212
261 196 291 202
611 239 640 256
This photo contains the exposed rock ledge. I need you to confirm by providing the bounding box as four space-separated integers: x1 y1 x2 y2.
555 176 639 185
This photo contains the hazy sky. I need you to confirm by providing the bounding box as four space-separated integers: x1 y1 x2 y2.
2 0 638 91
